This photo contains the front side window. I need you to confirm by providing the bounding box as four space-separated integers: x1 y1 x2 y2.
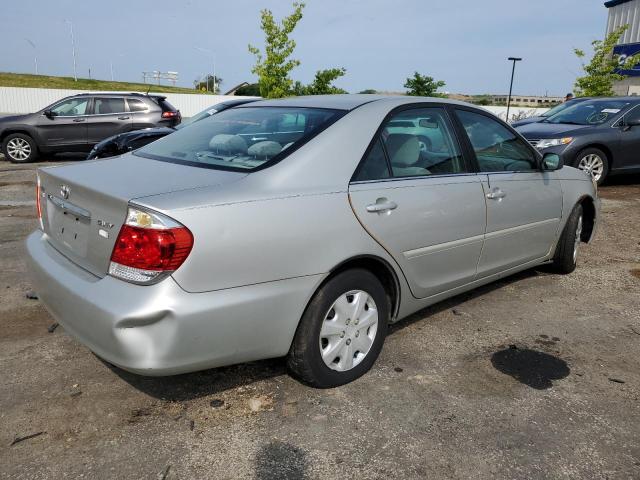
50 97 89 116
456 109 537 172
93 97 126 115
136 107 342 171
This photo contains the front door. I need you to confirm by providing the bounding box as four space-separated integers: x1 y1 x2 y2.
87 97 132 144
616 105 640 172
454 108 563 277
37 97 90 148
349 106 486 299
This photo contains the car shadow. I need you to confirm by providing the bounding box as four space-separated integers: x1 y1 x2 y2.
108 268 546 400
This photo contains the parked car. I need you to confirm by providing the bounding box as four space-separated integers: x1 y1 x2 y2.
87 98 259 159
515 97 640 184
0 93 181 163
26 95 599 387
510 97 590 127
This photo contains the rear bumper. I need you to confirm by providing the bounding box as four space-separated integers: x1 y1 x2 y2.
25 231 320 375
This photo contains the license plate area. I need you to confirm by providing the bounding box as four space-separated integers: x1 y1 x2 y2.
47 195 91 257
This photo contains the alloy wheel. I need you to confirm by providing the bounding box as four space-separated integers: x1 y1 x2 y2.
319 290 379 372
577 154 604 182
6 138 31 161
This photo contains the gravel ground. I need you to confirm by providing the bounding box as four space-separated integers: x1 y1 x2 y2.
1 157 639 480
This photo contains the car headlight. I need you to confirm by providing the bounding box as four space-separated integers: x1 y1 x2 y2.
536 137 573 149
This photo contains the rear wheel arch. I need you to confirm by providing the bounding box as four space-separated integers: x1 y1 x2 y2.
326 255 401 320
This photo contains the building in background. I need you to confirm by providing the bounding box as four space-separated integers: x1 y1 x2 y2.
605 0 640 94
488 95 564 106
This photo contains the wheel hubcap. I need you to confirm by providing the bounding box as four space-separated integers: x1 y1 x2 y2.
578 154 604 182
319 290 379 372
6 138 31 161
573 215 583 263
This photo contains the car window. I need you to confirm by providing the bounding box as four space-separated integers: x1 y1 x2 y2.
353 139 390 181
136 107 342 171
373 107 466 178
50 98 89 116
544 99 630 125
93 97 126 115
127 99 148 112
456 109 537 172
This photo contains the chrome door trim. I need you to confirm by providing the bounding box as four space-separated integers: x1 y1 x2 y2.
403 234 484 259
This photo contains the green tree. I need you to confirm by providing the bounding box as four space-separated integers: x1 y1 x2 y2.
358 89 377 94
248 3 305 98
293 68 347 95
193 74 222 93
403 72 446 97
574 24 640 96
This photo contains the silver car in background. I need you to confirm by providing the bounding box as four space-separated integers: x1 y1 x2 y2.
26 95 599 387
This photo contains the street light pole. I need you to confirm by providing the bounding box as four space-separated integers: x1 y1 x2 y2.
506 57 522 123
65 20 78 81
25 39 38 75
195 46 217 93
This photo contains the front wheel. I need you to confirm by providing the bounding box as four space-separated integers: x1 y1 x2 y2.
2 133 39 163
575 148 608 185
552 203 583 274
287 269 389 387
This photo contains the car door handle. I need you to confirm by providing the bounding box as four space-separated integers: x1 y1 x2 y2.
118 116 130 120
366 200 398 213
73 118 86 123
486 188 506 200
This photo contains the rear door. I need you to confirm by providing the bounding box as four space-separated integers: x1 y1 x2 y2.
453 108 562 277
349 105 487 299
86 97 132 144
37 97 89 148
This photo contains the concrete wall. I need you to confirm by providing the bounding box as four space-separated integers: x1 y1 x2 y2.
0 86 251 117
0 86 548 123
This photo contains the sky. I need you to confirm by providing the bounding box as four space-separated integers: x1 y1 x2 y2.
1 0 606 96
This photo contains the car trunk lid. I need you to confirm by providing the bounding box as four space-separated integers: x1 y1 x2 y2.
38 154 245 277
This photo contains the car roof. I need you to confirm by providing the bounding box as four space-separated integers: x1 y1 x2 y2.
241 94 472 111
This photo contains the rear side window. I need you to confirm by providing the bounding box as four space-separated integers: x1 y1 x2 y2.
127 98 148 112
93 97 126 115
353 107 466 181
156 98 177 112
136 106 343 171
455 109 537 172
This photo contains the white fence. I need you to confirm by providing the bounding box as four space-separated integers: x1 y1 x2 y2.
0 86 549 122
0 86 248 117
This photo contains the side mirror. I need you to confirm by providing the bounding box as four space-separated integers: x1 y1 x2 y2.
624 115 640 128
43 110 55 118
542 152 563 171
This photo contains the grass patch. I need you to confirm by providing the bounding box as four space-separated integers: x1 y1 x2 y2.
0 72 211 95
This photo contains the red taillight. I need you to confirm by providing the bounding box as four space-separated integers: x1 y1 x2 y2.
161 111 179 118
111 225 193 271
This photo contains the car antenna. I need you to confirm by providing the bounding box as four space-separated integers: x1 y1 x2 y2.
145 85 151 96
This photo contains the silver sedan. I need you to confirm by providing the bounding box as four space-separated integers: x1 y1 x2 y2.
26 95 599 387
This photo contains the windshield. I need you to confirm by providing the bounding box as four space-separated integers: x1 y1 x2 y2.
541 101 575 118
544 100 629 125
136 106 343 170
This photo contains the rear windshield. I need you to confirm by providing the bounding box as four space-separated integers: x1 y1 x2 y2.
544 99 630 125
135 106 343 171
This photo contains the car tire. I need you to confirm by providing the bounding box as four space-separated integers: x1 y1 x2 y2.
287 268 390 388
551 203 583 274
2 133 39 163
574 147 609 185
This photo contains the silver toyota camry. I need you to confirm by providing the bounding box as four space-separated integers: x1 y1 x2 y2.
26 95 599 387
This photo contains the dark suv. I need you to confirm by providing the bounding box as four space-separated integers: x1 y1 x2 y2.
0 93 181 163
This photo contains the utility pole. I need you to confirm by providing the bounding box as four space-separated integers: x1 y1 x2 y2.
65 20 78 81
506 57 522 123
195 46 217 93
25 39 38 75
